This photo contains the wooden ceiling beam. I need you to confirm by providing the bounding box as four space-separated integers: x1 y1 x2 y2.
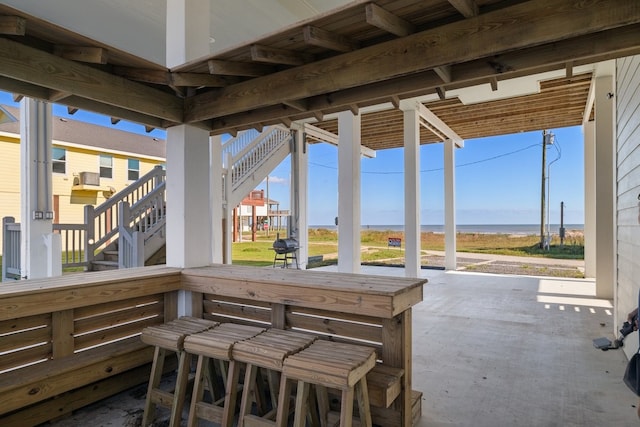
365 3 415 37
250 44 312 66
282 99 309 112
434 65 452 83
53 45 108 64
67 107 78 115
303 25 358 52
112 67 170 85
207 22 640 135
185 0 640 123
448 0 479 18
207 59 275 77
0 15 26 35
48 89 71 102
171 72 239 87
0 37 182 123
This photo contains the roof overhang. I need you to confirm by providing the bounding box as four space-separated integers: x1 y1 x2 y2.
0 0 637 149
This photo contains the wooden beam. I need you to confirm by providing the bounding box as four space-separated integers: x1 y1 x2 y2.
48 89 71 102
489 76 498 91
448 0 479 18
171 72 238 87
111 117 120 125
565 61 574 78
283 99 309 112
313 111 324 122
53 45 108 64
435 86 446 100
348 104 359 115
67 107 78 115
281 117 292 127
112 67 170 85
144 126 155 133
12 93 23 102
207 22 640 134
250 44 312 66
0 37 183 123
207 59 275 77
434 65 452 83
365 3 415 37
390 95 400 109
0 16 26 35
185 0 640 123
303 25 358 52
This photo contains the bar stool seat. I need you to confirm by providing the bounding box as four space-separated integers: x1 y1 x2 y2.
140 316 219 427
232 329 317 427
183 323 267 427
281 340 377 427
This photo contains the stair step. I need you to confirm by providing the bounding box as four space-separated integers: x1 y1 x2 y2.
91 260 119 271
103 250 119 262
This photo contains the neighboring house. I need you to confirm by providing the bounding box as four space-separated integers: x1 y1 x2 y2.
0 105 166 254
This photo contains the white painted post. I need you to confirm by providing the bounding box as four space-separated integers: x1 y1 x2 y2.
290 129 309 269
583 120 596 279
402 106 421 278
210 134 224 264
20 98 59 280
444 139 457 270
337 111 362 273
594 73 616 299
166 0 212 317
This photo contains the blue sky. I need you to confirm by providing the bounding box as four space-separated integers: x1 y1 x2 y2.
1 92 585 226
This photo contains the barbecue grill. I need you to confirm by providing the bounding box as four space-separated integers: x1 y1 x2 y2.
272 237 299 268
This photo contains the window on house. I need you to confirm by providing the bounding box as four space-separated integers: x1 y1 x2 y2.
128 158 140 181
52 147 66 174
99 154 113 179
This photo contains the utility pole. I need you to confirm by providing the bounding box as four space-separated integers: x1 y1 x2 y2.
539 130 547 249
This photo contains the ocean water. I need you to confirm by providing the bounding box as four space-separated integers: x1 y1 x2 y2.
310 224 583 235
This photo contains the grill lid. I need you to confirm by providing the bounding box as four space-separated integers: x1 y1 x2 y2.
273 238 298 253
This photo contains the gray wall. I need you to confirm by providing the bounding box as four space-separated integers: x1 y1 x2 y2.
616 55 640 340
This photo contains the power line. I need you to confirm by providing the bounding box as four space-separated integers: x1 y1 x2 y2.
308 142 542 175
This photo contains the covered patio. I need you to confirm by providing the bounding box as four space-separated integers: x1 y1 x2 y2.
0 0 639 426
42 266 638 427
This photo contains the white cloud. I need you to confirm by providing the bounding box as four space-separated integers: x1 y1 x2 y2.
263 176 288 184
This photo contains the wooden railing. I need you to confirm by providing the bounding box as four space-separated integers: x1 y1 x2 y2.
1 217 20 280
0 266 181 426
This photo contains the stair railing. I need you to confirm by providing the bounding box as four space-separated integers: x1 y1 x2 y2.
228 125 291 193
83 165 166 265
117 180 166 268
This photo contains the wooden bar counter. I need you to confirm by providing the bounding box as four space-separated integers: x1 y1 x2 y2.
182 264 426 427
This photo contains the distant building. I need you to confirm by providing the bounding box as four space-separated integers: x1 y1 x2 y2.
0 106 165 254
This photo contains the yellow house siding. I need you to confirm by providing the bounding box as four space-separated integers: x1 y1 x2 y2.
0 135 164 255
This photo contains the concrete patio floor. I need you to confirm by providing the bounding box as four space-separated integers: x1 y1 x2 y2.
42 266 639 426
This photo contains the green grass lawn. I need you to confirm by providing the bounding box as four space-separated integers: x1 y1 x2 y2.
233 229 584 266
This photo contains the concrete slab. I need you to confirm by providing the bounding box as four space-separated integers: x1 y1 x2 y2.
41 266 639 426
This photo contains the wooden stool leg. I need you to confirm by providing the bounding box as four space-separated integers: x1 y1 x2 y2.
292 380 310 427
275 375 293 427
221 360 241 427
355 377 372 427
237 364 258 427
169 350 191 427
315 385 330 427
340 387 355 427
187 355 207 427
143 346 165 427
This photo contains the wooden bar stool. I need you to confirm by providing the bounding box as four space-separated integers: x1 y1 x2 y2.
232 328 317 427
281 340 377 427
140 316 220 427
183 323 267 427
